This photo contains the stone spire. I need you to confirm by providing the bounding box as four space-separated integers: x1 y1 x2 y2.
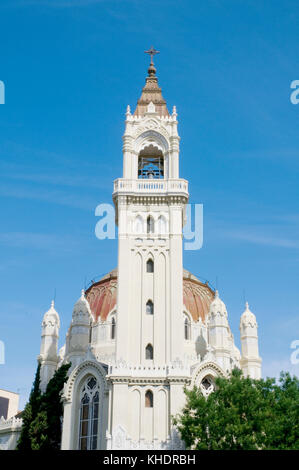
134 46 169 117
240 301 261 379
208 290 231 372
65 289 93 369
39 300 60 392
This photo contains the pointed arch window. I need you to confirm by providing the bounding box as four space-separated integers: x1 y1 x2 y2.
184 315 191 340
147 216 154 234
79 376 100 450
145 390 153 408
146 300 154 315
145 344 153 360
200 376 215 397
146 259 154 273
111 317 116 340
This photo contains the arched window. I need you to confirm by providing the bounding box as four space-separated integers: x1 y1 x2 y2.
134 215 143 234
138 145 164 179
147 216 154 234
146 259 154 273
111 317 116 340
184 316 191 340
145 390 153 408
146 300 154 315
157 215 167 234
200 376 215 397
79 377 100 450
145 344 153 360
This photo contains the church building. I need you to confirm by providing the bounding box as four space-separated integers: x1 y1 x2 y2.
3 50 262 450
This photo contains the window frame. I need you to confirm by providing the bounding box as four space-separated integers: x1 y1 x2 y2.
78 377 100 450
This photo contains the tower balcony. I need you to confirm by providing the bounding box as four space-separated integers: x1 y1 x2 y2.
113 178 189 198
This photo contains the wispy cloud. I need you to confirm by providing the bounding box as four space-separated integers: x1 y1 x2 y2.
0 184 99 211
224 148 299 161
223 230 299 249
2 170 110 191
0 232 82 253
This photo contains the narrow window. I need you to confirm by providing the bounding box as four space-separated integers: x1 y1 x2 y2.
184 316 191 340
147 216 154 234
146 300 154 315
145 390 153 408
145 344 153 360
146 259 154 273
79 377 100 450
111 317 116 340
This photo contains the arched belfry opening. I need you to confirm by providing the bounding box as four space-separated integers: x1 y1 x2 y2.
138 144 164 179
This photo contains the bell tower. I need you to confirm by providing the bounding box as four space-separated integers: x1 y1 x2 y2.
108 49 189 448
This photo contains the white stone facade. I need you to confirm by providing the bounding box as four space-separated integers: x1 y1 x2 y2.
0 416 22 450
33 60 262 450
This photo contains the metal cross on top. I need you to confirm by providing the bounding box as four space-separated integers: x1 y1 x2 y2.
144 46 160 65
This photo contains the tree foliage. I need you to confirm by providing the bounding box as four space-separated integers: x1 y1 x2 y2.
17 362 71 450
16 362 42 450
174 368 299 450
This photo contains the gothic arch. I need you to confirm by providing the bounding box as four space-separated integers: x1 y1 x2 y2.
63 360 108 404
157 214 168 234
134 130 169 155
134 214 144 234
61 360 109 450
190 361 226 389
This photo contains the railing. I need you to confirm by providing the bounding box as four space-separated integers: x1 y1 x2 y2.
0 416 23 430
113 178 189 195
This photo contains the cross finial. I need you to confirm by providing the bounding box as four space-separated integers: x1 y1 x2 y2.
145 46 160 66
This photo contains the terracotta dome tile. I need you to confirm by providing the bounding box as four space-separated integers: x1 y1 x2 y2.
85 268 214 323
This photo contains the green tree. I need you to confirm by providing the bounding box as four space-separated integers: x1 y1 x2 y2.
17 362 71 450
174 368 299 450
35 362 71 450
16 362 42 450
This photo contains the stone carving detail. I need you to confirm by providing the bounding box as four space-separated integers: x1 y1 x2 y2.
200 376 215 397
203 344 216 362
107 425 185 450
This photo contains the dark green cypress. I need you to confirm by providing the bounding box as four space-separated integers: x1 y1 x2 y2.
16 361 42 450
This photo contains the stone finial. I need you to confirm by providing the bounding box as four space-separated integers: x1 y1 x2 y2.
240 300 257 328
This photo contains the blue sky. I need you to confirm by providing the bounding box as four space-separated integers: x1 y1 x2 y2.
0 0 298 409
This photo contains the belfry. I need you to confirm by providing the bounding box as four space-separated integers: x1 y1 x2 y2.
39 50 261 450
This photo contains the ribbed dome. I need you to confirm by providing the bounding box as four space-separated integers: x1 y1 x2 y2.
85 270 117 322
85 268 214 322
